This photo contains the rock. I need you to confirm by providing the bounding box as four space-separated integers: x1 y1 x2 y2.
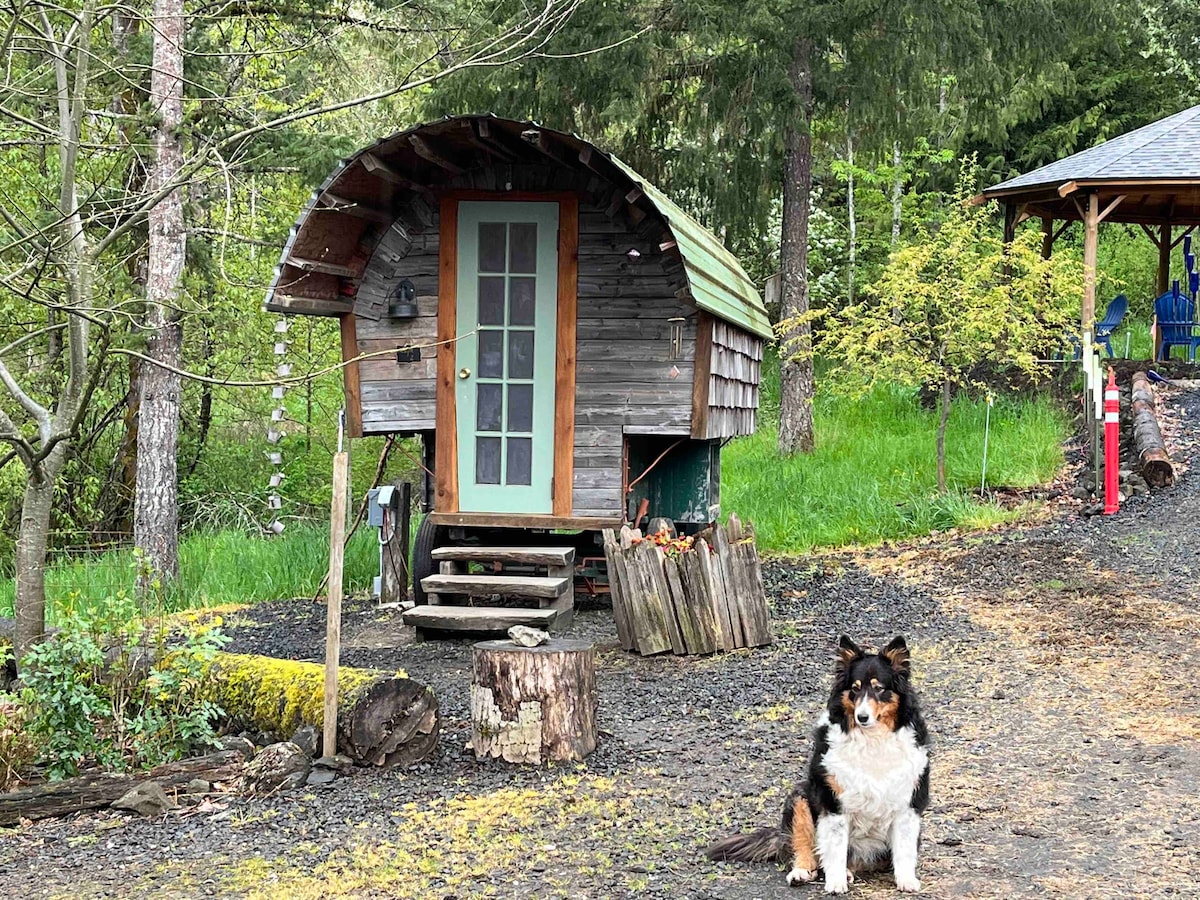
507 625 549 648
313 754 355 775
1069 485 1091 501
218 735 256 760
306 767 337 786
184 779 210 795
1131 480 1150 496
241 742 311 795
1081 502 1104 517
111 782 176 817
291 723 320 757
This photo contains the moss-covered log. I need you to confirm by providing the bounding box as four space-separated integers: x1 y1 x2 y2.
204 653 439 768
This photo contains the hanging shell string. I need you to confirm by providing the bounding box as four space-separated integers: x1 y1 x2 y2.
266 315 290 535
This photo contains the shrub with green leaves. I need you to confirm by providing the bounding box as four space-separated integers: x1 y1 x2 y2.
18 590 227 780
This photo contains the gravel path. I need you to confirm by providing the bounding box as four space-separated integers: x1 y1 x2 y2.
3 386 1200 899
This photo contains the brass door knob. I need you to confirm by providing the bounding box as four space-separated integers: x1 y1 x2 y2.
459 367 471 379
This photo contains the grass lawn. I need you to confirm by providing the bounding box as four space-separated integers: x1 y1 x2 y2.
722 357 1071 555
0 525 378 625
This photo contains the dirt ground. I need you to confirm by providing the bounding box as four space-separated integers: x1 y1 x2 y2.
3 385 1200 899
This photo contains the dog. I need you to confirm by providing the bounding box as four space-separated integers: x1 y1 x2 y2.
706 635 930 894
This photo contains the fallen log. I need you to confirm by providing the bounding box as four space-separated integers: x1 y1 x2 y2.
0 749 245 826
1130 371 1175 487
203 652 439 768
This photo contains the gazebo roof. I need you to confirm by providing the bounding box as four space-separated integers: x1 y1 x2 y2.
982 104 1200 225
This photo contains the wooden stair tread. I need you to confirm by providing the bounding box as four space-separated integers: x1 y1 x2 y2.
402 605 557 631
431 546 576 566
420 574 569 599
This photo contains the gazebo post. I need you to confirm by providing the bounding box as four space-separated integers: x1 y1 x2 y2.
1002 203 1017 245
1081 192 1099 345
1157 222 1172 296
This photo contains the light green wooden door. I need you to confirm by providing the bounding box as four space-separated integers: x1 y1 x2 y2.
455 201 559 513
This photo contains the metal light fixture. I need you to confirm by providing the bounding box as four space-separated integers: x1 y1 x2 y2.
388 278 418 319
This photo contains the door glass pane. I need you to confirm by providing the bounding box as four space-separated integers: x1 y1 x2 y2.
509 277 535 325
476 383 502 431
478 223 506 272
478 277 505 325
506 437 532 485
508 330 534 379
478 330 504 378
476 437 501 484
507 384 533 432
508 223 538 273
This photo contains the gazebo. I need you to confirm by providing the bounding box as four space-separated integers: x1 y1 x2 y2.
982 103 1200 353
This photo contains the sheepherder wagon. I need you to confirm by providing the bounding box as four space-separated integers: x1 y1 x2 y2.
265 115 771 634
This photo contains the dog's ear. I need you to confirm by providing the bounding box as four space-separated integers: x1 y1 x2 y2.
882 635 910 676
836 635 864 672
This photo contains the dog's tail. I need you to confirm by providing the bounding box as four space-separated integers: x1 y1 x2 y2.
704 826 790 863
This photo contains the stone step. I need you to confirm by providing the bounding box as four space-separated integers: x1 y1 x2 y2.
431 546 576 567
419 573 569 600
401 605 558 632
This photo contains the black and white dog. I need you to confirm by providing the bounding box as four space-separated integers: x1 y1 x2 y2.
706 635 930 893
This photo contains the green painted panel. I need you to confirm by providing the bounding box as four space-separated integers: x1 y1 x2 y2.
626 437 721 526
456 201 559 513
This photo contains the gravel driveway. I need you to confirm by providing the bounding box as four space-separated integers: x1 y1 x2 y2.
3 385 1199 899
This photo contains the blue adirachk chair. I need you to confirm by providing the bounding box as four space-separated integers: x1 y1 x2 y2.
1094 293 1127 357
1155 287 1200 361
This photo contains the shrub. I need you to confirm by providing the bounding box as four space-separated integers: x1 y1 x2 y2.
18 586 228 780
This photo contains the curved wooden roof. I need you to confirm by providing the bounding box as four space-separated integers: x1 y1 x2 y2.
982 104 1200 225
264 115 772 339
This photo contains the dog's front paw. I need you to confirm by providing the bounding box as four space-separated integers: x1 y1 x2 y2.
895 874 922 893
786 867 816 886
824 875 850 895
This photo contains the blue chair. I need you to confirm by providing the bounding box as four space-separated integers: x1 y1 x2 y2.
1094 293 1127 357
1155 289 1200 361
1064 294 1127 358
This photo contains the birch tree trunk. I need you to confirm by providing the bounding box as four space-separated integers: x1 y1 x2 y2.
891 140 903 246
14 451 63 664
778 37 816 456
135 0 186 584
846 123 856 304
936 377 951 494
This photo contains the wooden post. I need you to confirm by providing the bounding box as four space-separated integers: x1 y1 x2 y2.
1082 192 1099 348
324 444 350 759
379 481 412 604
1001 203 1017 245
1158 223 1172 298
1041 217 1054 260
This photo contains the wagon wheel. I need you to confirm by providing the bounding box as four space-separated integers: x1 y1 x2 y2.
410 514 443 606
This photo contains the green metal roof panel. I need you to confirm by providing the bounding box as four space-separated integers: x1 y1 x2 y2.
608 157 774 340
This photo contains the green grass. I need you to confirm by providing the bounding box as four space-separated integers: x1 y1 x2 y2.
722 360 1070 555
0 524 378 625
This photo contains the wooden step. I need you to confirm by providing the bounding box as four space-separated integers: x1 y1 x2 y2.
402 605 557 632
431 546 576 567
420 574 569 600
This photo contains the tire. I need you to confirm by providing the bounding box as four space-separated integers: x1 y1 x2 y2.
411 514 441 605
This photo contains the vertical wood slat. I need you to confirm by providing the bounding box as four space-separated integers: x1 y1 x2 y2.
708 526 743 649
554 195 579 516
339 314 364 438
601 528 636 651
323 449 350 759
435 197 459 512
643 542 686 655
691 311 713 439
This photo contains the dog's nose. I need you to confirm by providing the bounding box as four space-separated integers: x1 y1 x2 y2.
856 712 870 725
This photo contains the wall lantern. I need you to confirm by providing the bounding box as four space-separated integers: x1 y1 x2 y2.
388 278 418 319
667 317 685 360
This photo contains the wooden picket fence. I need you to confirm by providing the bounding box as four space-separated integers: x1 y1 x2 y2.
601 515 772 656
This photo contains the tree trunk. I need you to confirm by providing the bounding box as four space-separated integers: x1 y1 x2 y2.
936 378 951 494
135 0 186 585
846 123 856 304
778 37 816 456
891 140 903 246
470 639 597 764
13 451 64 665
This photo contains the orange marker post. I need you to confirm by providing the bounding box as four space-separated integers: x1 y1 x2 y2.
1103 368 1120 515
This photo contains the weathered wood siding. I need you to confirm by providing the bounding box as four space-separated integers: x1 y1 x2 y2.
349 184 698 519
704 319 762 439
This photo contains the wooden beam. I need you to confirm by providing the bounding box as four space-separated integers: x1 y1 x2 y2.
428 512 622 530
1158 223 1172 297
339 314 363 438
320 192 394 225
553 195 579 518
1097 194 1126 223
1002 203 1017 244
1082 192 1099 341
1170 224 1197 249
1052 220 1073 243
434 197 459 513
265 294 352 317
409 135 464 175
691 312 713 440
460 121 519 163
1139 222 1164 248
1040 216 1054 259
1058 180 1080 198
288 256 361 278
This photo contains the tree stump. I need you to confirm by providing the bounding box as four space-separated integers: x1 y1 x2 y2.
470 639 597 764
